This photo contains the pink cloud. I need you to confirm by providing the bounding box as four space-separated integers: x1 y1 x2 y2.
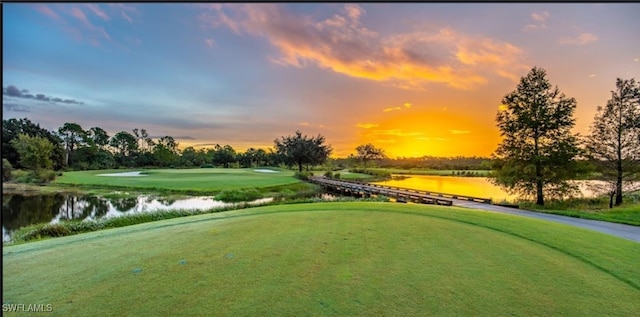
108 3 138 23
531 11 550 22
86 4 110 21
205 38 216 48
121 10 133 23
32 4 124 49
34 5 64 22
523 11 549 32
559 32 598 45
71 7 90 26
201 4 528 90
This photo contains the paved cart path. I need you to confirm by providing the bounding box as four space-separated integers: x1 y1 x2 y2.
452 199 640 242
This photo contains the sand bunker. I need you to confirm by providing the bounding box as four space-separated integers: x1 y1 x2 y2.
253 169 279 173
97 171 147 177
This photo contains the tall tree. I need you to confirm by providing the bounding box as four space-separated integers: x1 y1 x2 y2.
110 131 138 166
58 122 88 167
274 131 332 172
132 128 154 152
355 143 386 168
254 148 267 166
141 129 154 152
212 144 237 168
153 136 179 167
586 78 640 207
492 67 581 206
180 146 206 167
88 127 110 151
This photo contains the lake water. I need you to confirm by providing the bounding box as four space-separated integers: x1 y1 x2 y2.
371 175 613 203
2 193 272 243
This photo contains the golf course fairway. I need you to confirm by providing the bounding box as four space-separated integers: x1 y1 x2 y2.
3 202 639 316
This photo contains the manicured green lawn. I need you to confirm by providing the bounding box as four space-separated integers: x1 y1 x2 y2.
52 168 300 193
530 204 640 226
320 170 375 180
3 202 638 316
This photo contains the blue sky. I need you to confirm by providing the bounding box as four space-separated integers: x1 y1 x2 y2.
3 3 639 157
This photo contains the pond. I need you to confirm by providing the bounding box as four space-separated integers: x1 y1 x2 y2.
371 175 614 203
2 193 272 243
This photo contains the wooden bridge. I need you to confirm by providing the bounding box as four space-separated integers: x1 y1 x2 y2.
309 176 493 206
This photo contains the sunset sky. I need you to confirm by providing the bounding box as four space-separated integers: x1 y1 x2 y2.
3 3 639 158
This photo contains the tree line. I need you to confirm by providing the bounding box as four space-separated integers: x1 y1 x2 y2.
2 121 325 174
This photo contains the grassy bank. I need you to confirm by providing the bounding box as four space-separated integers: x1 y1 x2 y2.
522 193 640 226
3 202 638 316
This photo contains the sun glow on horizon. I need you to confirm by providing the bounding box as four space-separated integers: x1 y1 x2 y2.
355 109 500 158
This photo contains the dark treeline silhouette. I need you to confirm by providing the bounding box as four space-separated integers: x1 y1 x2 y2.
2 118 291 171
2 118 492 172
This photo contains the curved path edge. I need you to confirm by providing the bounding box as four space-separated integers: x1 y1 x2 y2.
452 199 640 242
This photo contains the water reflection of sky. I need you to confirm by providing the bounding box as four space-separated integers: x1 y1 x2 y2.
372 175 627 203
3 196 273 243
95 196 273 220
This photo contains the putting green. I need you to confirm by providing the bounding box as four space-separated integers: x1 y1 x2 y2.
3 202 639 316
52 168 299 193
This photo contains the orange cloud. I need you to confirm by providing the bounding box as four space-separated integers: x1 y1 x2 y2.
373 129 424 137
449 129 470 134
383 107 402 112
201 4 529 90
356 123 378 129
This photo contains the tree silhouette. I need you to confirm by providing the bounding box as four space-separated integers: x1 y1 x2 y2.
586 78 640 207
274 131 332 172
492 67 581 206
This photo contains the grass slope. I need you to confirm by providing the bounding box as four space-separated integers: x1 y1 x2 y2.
3 202 639 316
52 168 300 193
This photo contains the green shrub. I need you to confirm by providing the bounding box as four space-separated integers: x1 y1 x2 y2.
324 171 333 178
333 172 340 179
294 171 314 180
201 164 215 168
348 168 391 178
215 188 262 202
35 169 57 183
2 159 13 181
13 170 38 183
20 223 71 241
